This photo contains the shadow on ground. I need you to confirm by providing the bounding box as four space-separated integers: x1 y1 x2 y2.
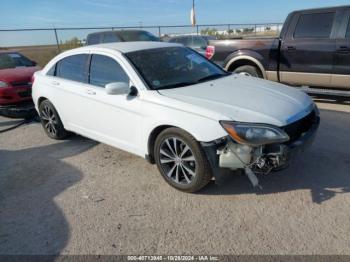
0 136 97 255
200 109 350 204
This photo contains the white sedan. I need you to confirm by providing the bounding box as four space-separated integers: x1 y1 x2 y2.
32 42 320 192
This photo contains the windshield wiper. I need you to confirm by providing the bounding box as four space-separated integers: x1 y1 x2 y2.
156 81 198 90
196 73 229 83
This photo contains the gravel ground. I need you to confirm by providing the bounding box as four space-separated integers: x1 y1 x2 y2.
0 99 349 255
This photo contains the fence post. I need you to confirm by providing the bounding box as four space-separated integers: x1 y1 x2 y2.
158 26 161 38
254 24 257 36
196 25 199 35
53 28 60 53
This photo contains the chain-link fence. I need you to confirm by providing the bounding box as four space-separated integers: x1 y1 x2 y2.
0 23 283 67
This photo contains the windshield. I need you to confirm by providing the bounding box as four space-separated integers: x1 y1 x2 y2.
125 47 228 90
0 53 35 70
118 31 160 42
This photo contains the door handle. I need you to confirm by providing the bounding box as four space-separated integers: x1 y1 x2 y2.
85 89 96 95
51 81 60 86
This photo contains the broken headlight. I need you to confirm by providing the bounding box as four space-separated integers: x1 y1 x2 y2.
220 121 290 146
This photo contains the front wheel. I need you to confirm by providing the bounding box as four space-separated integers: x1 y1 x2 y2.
233 65 262 78
154 128 212 193
39 100 70 140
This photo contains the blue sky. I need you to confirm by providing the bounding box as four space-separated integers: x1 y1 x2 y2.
1 0 349 46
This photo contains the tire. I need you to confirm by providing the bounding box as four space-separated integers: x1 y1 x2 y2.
233 65 262 78
39 100 70 140
154 127 212 193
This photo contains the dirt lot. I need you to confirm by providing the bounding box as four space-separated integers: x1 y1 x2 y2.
0 99 349 255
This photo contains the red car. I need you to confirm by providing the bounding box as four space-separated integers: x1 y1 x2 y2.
0 51 40 117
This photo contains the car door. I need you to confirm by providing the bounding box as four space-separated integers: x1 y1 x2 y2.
332 9 350 89
75 52 143 155
280 11 337 86
45 53 90 127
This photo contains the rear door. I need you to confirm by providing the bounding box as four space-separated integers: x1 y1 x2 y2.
332 9 350 89
45 53 90 126
280 10 337 86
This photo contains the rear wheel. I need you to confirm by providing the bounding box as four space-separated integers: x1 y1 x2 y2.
233 65 262 78
39 100 70 140
154 128 212 193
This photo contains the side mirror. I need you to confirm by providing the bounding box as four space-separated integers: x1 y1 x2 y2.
105 82 129 95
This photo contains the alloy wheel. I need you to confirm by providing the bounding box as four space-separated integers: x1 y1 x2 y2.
159 137 196 185
40 105 58 136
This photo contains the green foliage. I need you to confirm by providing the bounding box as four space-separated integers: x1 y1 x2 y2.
243 27 254 33
59 37 83 51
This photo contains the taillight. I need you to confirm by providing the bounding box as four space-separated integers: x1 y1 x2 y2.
31 75 35 84
206 45 215 59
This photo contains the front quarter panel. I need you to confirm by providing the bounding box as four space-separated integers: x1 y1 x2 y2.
139 91 228 156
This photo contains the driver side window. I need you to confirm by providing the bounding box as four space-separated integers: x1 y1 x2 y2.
89 54 129 87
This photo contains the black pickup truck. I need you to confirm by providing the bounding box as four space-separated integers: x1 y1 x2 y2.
207 6 350 89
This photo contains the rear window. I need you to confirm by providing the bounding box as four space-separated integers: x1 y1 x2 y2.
117 31 159 42
103 32 121 43
188 37 207 48
0 53 35 70
87 34 101 45
294 12 335 39
56 54 89 83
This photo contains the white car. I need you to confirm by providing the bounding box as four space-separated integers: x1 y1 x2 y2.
32 42 320 192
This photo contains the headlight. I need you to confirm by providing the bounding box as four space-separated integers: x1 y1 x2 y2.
220 121 290 146
0 81 9 88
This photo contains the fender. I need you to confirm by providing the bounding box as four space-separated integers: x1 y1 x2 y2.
223 50 267 79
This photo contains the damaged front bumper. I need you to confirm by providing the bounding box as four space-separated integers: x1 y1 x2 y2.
202 115 320 187
0 101 36 119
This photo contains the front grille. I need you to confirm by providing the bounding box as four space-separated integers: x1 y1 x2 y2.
11 81 32 87
282 110 317 144
17 89 32 98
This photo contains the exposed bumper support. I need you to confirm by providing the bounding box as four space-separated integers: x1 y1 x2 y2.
0 101 36 119
202 116 320 187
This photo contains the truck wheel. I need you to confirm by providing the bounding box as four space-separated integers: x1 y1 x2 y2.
39 100 70 140
154 127 212 193
233 65 262 78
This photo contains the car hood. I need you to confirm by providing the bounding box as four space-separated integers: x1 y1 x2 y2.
0 66 40 82
158 74 314 126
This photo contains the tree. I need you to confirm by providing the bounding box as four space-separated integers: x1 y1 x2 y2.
243 27 254 34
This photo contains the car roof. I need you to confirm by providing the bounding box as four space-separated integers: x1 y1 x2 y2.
171 35 203 39
0 51 19 54
293 5 350 13
78 41 181 53
87 29 152 36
